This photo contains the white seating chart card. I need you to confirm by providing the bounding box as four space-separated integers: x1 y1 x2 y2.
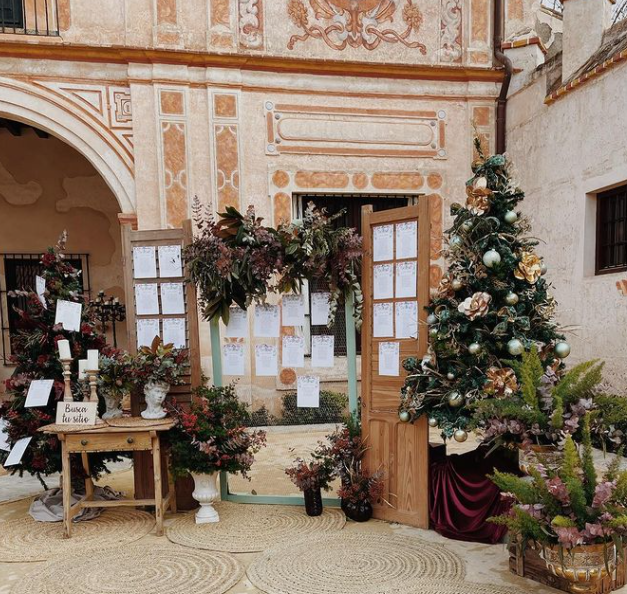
282 295 306 327
373 224 394 262
395 261 417 299
254 305 280 338
54 300 82 332
311 335 334 368
311 292 331 326
297 375 320 408
223 343 245 376
137 319 160 348
3 436 32 467
135 284 159 315
158 245 182 278
36 275 47 308
25 379 54 408
160 283 185 315
255 344 278 377
133 246 157 279
163 318 186 349
0 419 9 452
373 302 394 338
379 342 400 376
395 301 418 339
225 308 248 338
373 264 394 300
282 336 305 368
395 221 418 260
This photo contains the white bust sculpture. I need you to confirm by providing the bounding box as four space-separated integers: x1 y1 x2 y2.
141 381 169 420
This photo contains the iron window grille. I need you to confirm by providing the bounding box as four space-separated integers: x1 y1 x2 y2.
0 0 59 36
0 253 91 365
596 185 627 275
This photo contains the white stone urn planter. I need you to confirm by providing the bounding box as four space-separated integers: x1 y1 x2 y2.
141 380 170 420
102 391 124 420
191 472 220 524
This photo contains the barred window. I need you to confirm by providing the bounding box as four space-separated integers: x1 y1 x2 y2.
596 186 627 275
0 0 23 28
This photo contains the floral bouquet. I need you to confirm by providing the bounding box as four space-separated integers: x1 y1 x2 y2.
132 336 188 386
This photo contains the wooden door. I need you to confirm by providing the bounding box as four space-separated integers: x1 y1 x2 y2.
361 201 430 528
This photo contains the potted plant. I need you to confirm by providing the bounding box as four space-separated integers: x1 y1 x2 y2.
169 384 266 523
132 337 188 420
285 457 335 517
98 349 134 419
337 468 384 522
490 414 627 590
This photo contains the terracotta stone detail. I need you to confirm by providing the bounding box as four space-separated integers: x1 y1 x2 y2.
118 213 139 230
473 106 491 127
273 192 292 225
214 94 237 118
161 121 188 228
427 173 442 190
211 0 231 26
371 173 424 190
238 0 264 50
617 280 627 296
280 368 297 385
507 0 524 21
352 173 369 190
430 264 443 288
157 0 178 25
210 0 234 48
160 90 185 116
471 0 489 43
294 171 349 189
473 132 491 160
214 125 240 211
272 170 290 189
57 0 71 31
427 193 443 260
439 0 462 63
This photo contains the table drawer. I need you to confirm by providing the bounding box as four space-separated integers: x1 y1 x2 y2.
65 432 152 453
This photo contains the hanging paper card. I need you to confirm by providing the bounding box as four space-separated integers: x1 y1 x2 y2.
3 436 32 467
160 283 185 315
373 264 394 300
223 344 245 376
395 301 418 339
297 375 320 408
0 419 9 451
255 344 278 377
134 284 159 315
373 303 394 337
396 221 418 260
54 300 82 332
373 224 394 262
36 275 47 309
282 336 305 368
25 379 54 408
379 342 400 376
133 246 157 279
311 292 331 326
225 308 248 338
395 260 417 299
162 318 186 349
56 401 98 426
254 305 280 338
282 295 306 327
158 245 182 278
137 318 160 348
311 335 334 368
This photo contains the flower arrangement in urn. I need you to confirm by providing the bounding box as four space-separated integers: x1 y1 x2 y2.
169 384 266 523
285 457 336 517
490 415 627 589
132 336 188 420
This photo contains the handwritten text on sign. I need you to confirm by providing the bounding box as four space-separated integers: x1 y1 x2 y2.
56 402 98 426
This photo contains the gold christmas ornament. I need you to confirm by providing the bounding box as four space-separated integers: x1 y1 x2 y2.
447 391 464 407
453 429 468 443
514 251 543 284
484 366 519 398
457 292 492 320
465 183 492 215
428 417 438 428
437 276 455 299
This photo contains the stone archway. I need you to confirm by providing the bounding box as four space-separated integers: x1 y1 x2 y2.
0 76 135 214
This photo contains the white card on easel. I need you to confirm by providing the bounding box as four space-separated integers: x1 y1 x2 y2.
373 303 394 337
133 246 157 279
225 308 248 338
255 344 278 377
223 344 245 376
396 221 418 260
162 318 186 348
311 335 334 368
373 224 394 262
137 318 160 348
158 245 182 278
311 293 331 326
160 283 185 315
3 437 32 467
373 264 394 300
254 305 280 338
379 342 400 376
282 336 305 368
135 284 159 315
25 379 54 408
282 295 306 327
54 300 82 332
297 375 320 408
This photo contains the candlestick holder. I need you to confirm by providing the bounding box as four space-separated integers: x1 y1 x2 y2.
86 369 104 423
61 359 73 402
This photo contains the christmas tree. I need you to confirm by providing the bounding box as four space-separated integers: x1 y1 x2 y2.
0 232 114 486
399 141 571 441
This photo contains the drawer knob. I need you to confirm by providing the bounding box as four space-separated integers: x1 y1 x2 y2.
127 437 134 444
81 439 88 446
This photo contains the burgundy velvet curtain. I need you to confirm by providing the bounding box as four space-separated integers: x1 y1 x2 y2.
429 447 516 544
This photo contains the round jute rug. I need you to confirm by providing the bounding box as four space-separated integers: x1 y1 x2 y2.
11 544 243 594
404 582 527 594
166 502 346 553
0 509 154 562
246 532 466 594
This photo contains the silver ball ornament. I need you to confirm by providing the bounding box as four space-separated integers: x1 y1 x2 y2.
429 327 439 337
475 177 488 189
451 279 463 291
428 417 438 428
554 341 571 359
449 235 463 249
460 220 473 233
540 262 548 276
468 342 481 355
399 410 410 423
454 429 468 443
446 372 455 381
427 314 438 325
482 249 502 268
504 292 519 306
504 210 518 224
447 391 464 408
507 338 525 356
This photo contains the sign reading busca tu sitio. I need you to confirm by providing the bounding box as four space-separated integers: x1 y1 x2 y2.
56 401 98 425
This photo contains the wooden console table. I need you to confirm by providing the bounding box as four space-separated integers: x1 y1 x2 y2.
41 420 176 538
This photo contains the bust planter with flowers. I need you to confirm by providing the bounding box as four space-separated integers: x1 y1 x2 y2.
169 384 266 524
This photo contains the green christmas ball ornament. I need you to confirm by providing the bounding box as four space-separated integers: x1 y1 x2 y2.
447 391 464 408
446 372 455 381
427 314 438 325
504 210 518 224
555 341 571 358
504 291 519 306
507 338 525 356
540 262 548 276
482 249 501 268
449 235 463 249
428 417 438 428
454 429 468 443
399 410 411 423
451 279 463 291
468 342 481 355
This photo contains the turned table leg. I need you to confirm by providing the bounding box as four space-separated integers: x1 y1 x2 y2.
61 439 72 538
81 452 94 500
151 433 164 536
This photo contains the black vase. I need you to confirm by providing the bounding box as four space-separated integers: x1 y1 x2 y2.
303 487 323 516
343 499 373 522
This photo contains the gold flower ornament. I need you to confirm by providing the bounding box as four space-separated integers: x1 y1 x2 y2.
515 251 543 284
457 291 492 320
